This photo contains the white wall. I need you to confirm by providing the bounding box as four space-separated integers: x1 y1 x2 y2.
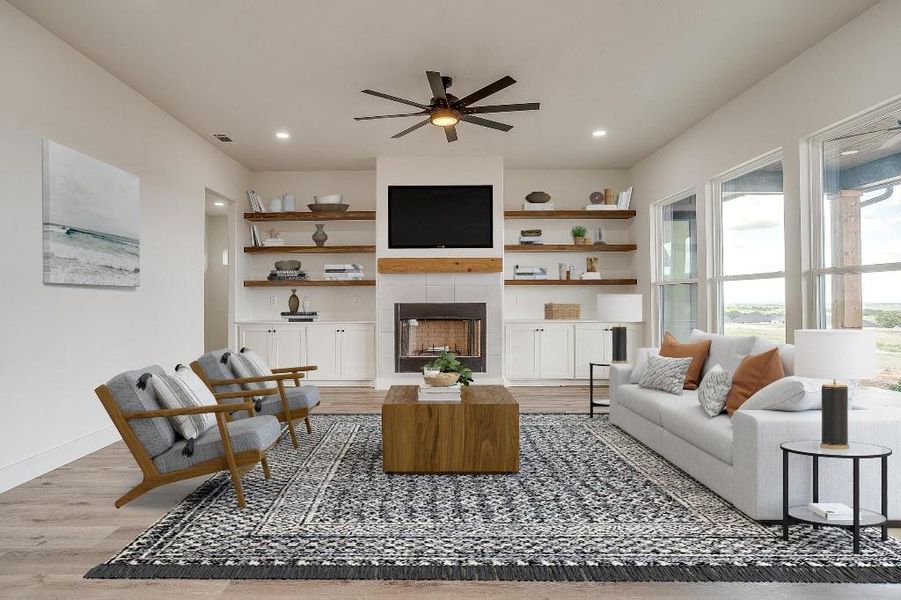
627 0 901 345
0 1 249 492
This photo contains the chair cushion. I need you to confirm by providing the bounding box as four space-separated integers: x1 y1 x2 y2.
152 414 281 474
228 349 276 395
236 384 320 419
659 401 734 465
617 384 698 426
660 332 711 390
726 348 785 415
689 330 756 376
106 365 176 458
196 349 242 398
150 366 217 440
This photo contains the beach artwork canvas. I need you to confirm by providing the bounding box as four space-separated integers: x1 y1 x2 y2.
42 140 140 287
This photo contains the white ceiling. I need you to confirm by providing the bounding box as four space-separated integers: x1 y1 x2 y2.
11 0 877 171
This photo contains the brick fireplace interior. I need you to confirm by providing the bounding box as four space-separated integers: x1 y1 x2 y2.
394 302 487 373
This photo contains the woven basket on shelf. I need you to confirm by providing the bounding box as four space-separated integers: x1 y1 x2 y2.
544 303 581 320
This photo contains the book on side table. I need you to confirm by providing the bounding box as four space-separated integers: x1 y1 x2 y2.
417 383 462 402
808 502 854 520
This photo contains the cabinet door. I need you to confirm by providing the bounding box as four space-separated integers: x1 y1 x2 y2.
273 326 304 369
239 325 274 366
538 323 574 379
304 324 341 380
339 324 376 380
575 324 610 379
505 324 540 379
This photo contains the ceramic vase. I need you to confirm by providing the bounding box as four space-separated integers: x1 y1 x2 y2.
282 193 296 212
312 223 328 247
288 289 300 313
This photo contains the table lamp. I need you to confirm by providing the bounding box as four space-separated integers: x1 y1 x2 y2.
596 294 644 362
794 329 877 449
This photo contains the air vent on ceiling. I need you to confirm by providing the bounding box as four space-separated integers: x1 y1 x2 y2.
212 133 233 142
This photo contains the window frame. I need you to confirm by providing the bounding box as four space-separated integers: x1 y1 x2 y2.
807 98 901 329
709 150 786 339
651 188 698 345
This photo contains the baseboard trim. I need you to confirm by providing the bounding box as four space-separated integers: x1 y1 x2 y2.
0 425 120 494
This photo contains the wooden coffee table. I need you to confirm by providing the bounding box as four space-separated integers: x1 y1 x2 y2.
381 385 520 473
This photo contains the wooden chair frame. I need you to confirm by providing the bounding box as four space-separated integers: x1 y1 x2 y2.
95 385 277 509
190 362 320 448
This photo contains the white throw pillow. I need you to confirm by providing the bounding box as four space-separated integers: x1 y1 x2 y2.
688 330 755 376
151 366 217 440
697 364 733 417
739 376 829 412
630 347 660 384
638 354 693 396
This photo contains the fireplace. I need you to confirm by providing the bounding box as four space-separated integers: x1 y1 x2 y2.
395 303 486 373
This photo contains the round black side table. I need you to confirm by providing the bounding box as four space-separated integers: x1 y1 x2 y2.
781 440 891 554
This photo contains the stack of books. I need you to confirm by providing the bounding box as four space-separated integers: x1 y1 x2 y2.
519 229 543 244
808 502 854 520
521 202 554 211
580 272 602 280
324 264 364 281
418 383 462 402
584 186 632 210
246 190 265 212
513 265 547 280
267 268 307 281
281 311 319 322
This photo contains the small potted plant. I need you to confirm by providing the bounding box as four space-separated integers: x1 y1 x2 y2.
571 225 588 245
423 350 474 387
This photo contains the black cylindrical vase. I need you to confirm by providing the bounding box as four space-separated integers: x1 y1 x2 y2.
821 383 849 449
611 326 628 363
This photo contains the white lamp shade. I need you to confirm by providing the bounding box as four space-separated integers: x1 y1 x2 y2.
793 329 877 381
596 294 643 323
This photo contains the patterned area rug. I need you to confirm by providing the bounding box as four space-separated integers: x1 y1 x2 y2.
87 414 901 582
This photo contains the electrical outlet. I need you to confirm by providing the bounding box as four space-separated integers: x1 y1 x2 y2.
269 295 277 306
354 296 360 304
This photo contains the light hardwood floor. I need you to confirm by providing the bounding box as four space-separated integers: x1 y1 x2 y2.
1 385 898 600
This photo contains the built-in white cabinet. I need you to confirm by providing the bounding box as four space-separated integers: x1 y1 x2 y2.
505 320 642 382
237 322 376 382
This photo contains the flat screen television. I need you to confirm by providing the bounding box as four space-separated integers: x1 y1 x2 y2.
388 185 493 248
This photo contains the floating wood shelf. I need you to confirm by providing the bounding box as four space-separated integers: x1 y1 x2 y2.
505 243 637 252
244 245 375 254
504 278 637 286
378 257 503 274
504 210 635 219
243 279 375 287
244 211 376 222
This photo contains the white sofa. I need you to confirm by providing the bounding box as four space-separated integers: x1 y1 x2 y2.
609 332 901 521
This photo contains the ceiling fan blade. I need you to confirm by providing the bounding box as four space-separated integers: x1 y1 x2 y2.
426 71 446 101
391 119 430 139
455 76 516 107
444 125 458 143
362 89 428 109
464 102 540 115
460 115 513 132
354 111 429 121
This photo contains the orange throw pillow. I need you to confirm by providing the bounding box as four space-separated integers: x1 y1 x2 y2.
659 332 711 390
725 348 785 415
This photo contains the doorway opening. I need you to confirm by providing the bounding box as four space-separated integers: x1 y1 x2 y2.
204 191 232 352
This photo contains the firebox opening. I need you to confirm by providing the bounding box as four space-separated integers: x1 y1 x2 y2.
394 303 487 373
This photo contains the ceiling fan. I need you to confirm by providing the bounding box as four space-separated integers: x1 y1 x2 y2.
354 70 540 142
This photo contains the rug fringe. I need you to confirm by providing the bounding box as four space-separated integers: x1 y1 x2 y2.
84 563 901 583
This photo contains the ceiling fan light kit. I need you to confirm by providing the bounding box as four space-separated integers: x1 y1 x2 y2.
355 70 540 142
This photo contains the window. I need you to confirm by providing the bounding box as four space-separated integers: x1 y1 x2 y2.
712 153 786 343
812 102 901 390
653 192 698 342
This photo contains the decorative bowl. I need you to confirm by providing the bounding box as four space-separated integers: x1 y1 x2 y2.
313 194 344 204
274 260 301 271
308 203 349 212
525 191 551 204
423 372 460 387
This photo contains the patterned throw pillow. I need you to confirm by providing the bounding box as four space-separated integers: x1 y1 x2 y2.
638 354 693 396
228 348 276 394
697 364 733 417
151 366 217 441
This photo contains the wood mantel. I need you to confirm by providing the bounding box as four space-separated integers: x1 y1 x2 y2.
377 257 503 274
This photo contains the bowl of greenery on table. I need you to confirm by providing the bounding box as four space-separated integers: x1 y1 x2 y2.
422 351 473 387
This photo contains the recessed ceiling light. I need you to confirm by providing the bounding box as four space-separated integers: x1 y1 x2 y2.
213 201 226 207
592 130 607 137
840 149 859 156
275 131 291 140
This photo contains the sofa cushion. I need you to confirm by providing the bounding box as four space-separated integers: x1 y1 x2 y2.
106 365 176 458
617 383 698 426
660 332 711 390
659 401 734 465
740 376 828 411
152 414 281 474
689 330 756 376
726 348 785 415
235 384 320 419
639 354 693 395
750 338 795 376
